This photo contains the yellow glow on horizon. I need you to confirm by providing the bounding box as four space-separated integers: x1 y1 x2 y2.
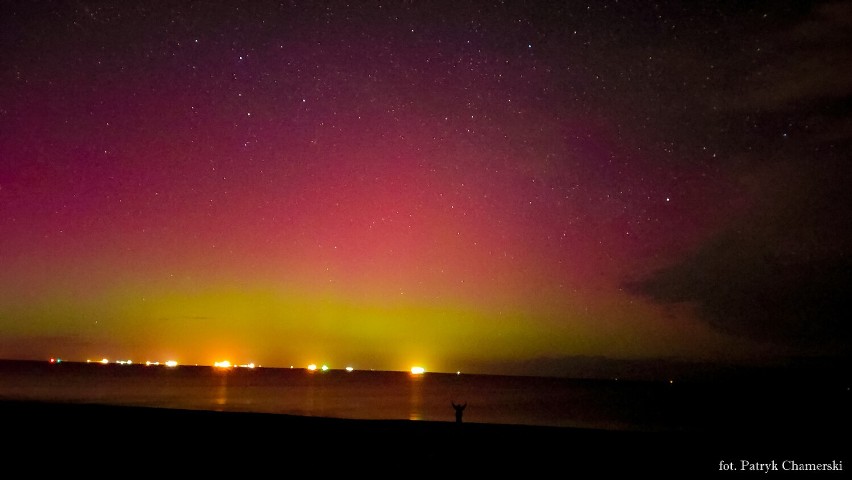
165 360 178 367
100 358 108 364
214 360 232 368
99 286 544 370
321 364 329 371
70 280 670 377
307 364 317 371
345 366 354 372
410 366 425 375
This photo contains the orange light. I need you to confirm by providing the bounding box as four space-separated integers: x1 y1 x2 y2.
410 366 425 375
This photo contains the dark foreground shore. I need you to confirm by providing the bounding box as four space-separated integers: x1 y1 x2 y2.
2 400 846 477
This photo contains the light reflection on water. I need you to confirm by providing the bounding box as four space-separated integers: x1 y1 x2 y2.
408 372 423 421
0 361 653 429
214 370 229 408
6 360 839 433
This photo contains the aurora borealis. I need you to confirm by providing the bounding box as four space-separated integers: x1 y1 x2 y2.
1 1 849 376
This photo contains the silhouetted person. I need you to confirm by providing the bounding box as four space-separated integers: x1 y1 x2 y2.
452 401 466 423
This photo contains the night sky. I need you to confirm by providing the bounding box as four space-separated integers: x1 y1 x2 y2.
1 1 849 376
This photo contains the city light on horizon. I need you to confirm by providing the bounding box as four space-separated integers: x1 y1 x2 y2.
46 356 455 374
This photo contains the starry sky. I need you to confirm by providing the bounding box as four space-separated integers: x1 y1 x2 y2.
1 1 850 376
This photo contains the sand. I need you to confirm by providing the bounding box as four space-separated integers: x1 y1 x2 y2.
1 399 845 476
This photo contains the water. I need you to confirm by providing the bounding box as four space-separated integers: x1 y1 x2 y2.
0 360 847 433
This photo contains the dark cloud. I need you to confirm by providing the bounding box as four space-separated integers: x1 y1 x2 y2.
726 1 852 143
625 158 851 353
626 244 850 351
730 1 852 106
624 2 852 355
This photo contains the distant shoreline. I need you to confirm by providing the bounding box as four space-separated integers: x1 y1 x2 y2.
2 356 848 382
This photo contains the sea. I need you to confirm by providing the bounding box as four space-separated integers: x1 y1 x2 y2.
0 359 848 433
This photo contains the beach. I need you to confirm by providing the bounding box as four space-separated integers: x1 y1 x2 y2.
2 399 846 477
